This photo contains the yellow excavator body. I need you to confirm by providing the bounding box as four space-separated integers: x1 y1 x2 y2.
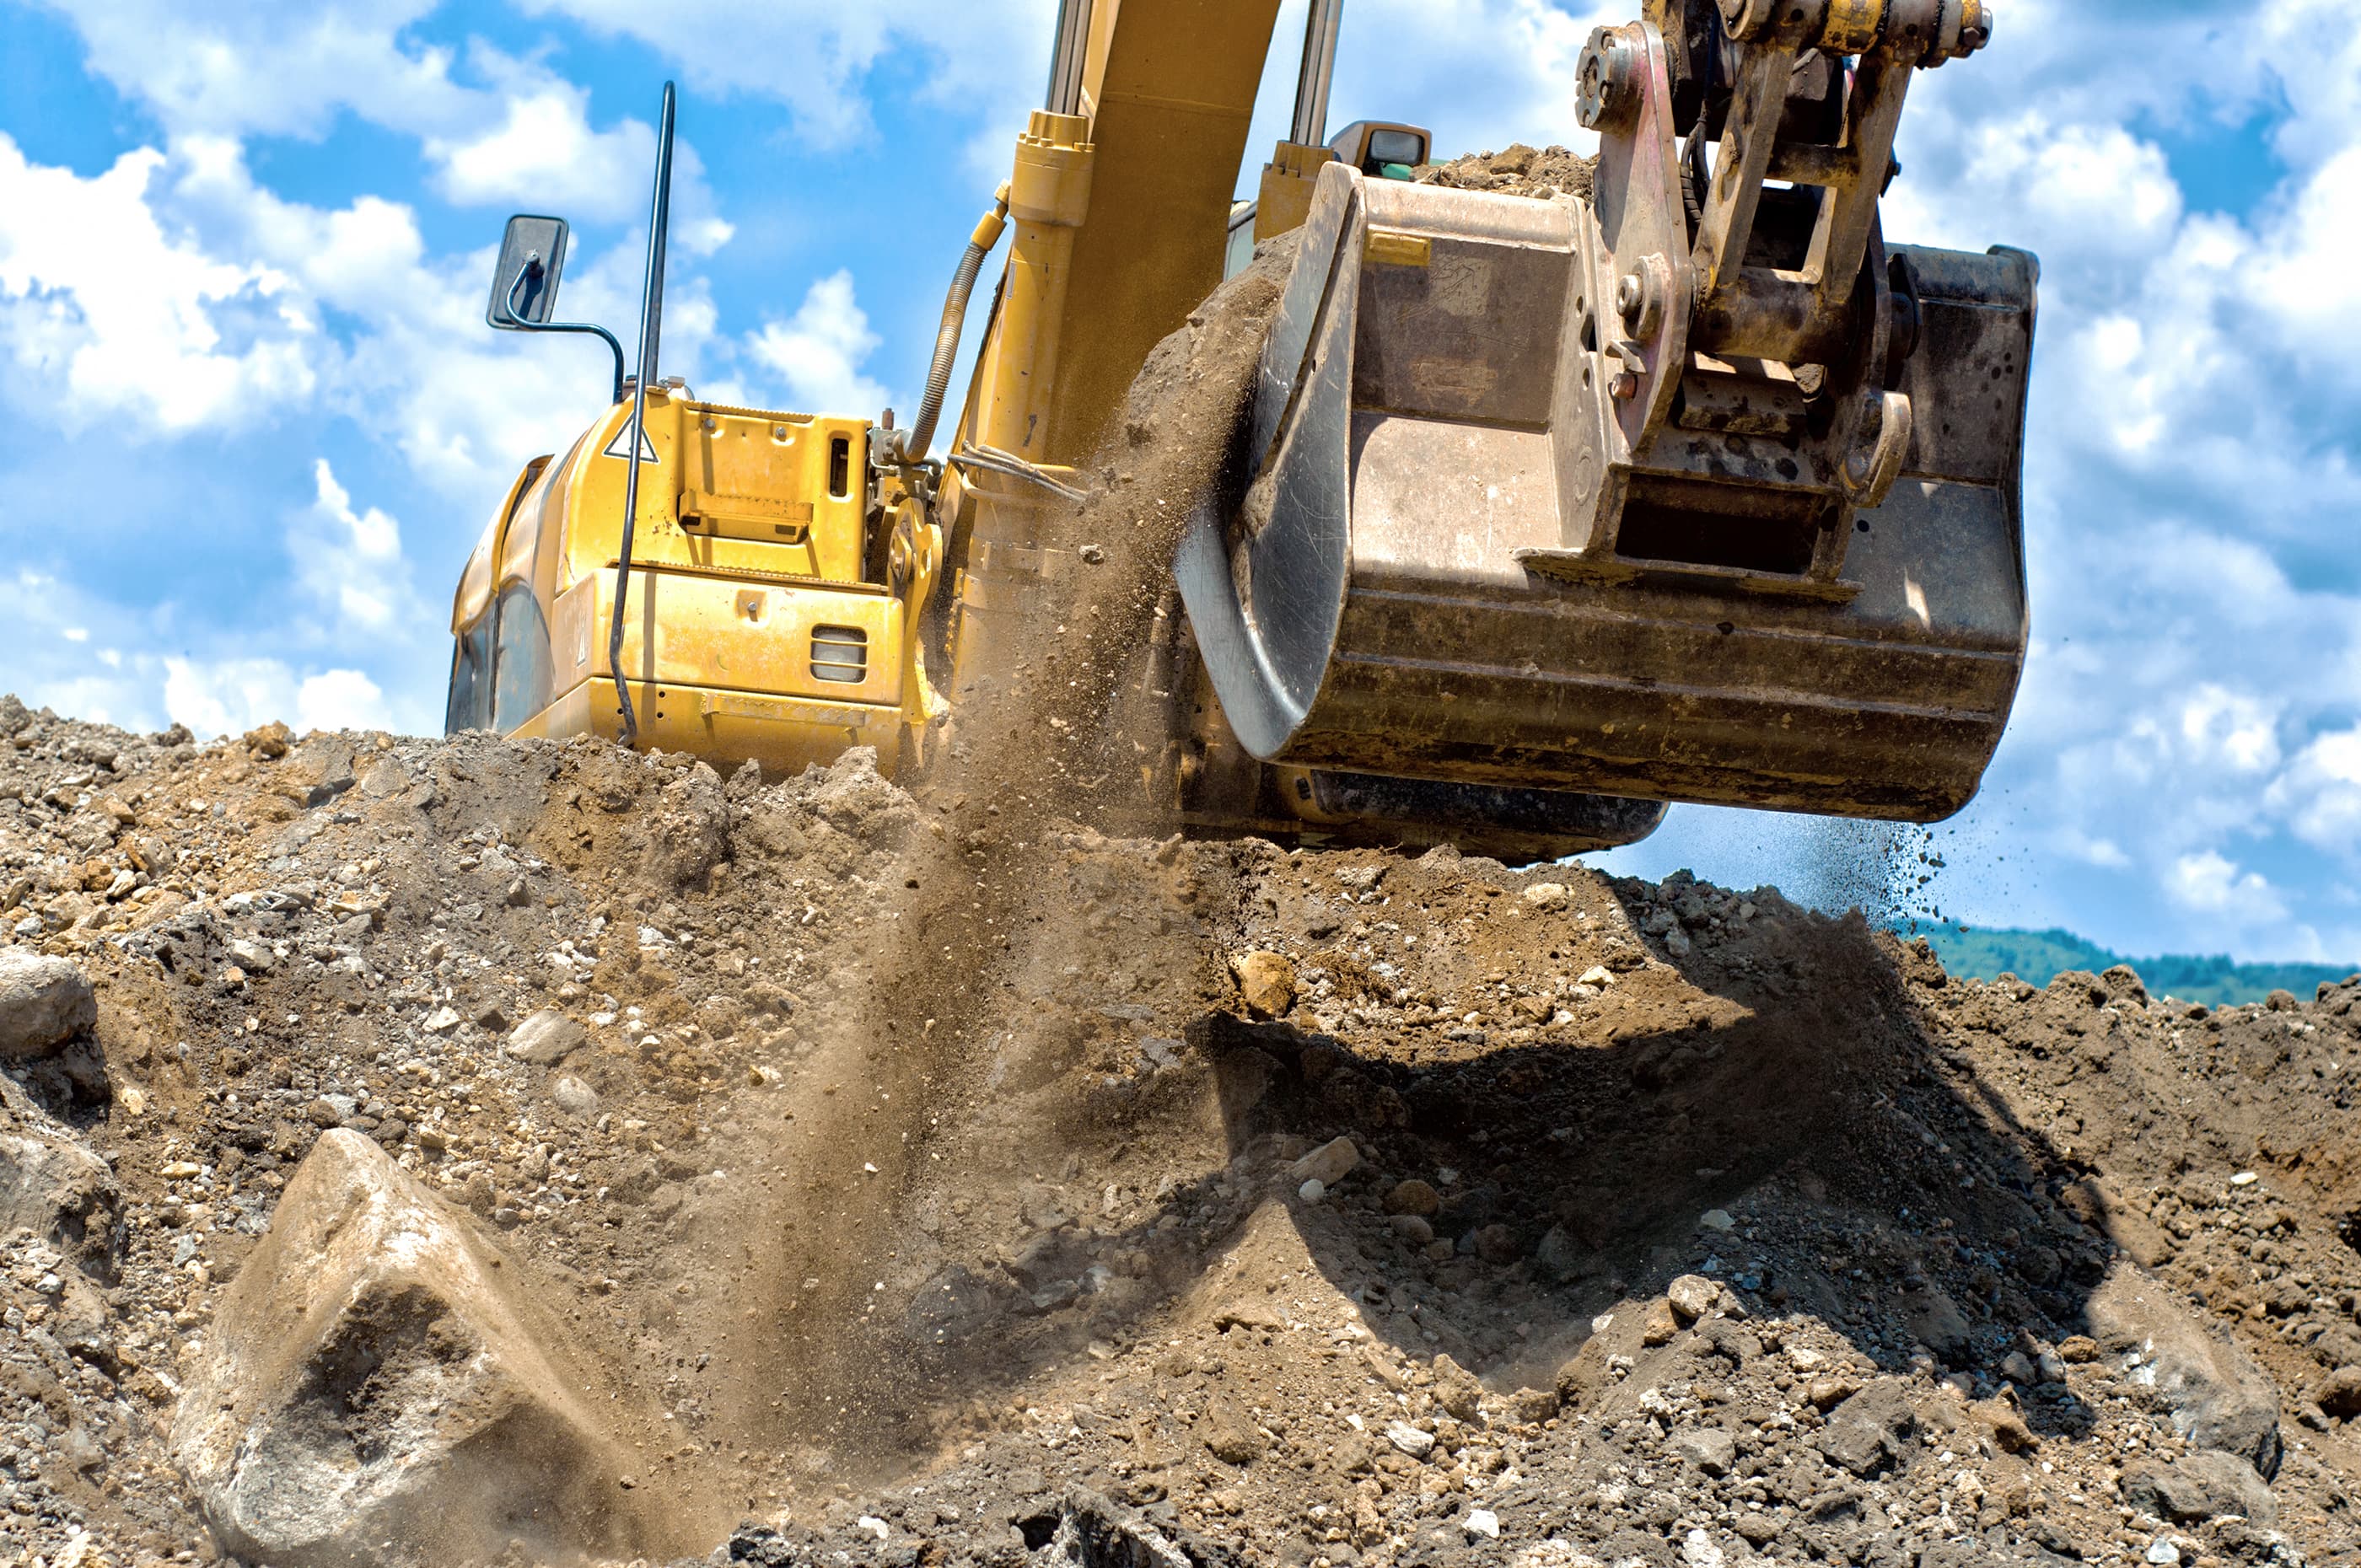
446 391 941 776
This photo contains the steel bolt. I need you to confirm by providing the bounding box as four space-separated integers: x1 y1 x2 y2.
1610 369 1642 401
1958 0 1993 53
1617 273 1645 320
1576 27 1644 132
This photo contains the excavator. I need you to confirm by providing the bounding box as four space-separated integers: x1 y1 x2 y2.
445 0 2033 863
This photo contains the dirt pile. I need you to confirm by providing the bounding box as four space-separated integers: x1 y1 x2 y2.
0 685 2355 1565
1414 146 1595 203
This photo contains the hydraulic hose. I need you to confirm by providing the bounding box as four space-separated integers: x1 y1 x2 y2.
892 185 1011 464
611 83 677 751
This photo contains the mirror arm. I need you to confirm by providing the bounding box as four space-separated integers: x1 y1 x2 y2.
492 261 629 405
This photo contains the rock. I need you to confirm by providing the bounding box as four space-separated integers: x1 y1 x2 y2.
1230 951 1297 1018
2088 1263 2283 1477
1297 1179 1326 1203
1666 1274 1719 1323
1521 883 1571 910
2119 1450 2278 1526
0 1081 120 1274
2312 1366 2361 1420
1506 1387 1559 1425
1999 1351 2036 1385
1903 1282 1975 1361
1677 1530 1729 1568
551 1076 600 1117
1672 1426 1736 1476
1432 1355 1484 1421
2058 1334 2099 1363
1004 1488 1199 1568
0 948 94 1060
806 747 917 844
1463 1508 1501 1539
1201 1401 1267 1465
1385 1421 1436 1458
2144 1543 2180 1566
1640 1299 1681 1346
1699 1208 1734 1232
1969 1399 2038 1453
422 1005 463 1034
1472 1222 1519 1263
1534 1223 1586 1284
1288 1136 1359 1188
1385 1179 1441 1216
172 1130 648 1565
1815 1380 1917 1477
506 1007 588 1066
1578 965 1616 987
1806 1374 1862 1410
1389 1214 1434 1244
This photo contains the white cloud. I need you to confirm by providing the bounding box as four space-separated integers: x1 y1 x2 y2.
421 67 734 255
296 669 395 733
2270 728 2361 857
2175 685 2283 776
744 271 893 418
33 0 467 142
303 459 411 636
2165 851 2288 926
0 132 727 509
515 0 1041 147
0 137 316 431
157 657 389 737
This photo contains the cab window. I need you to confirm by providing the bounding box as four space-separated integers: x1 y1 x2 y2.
1363 129 1426 178
444 617 493 733
491 584 553 732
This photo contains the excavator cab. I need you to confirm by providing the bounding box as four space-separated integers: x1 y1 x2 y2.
1229 119 1431 278
1180 0 2034 823
1327 120 1428 180
449 159 945 775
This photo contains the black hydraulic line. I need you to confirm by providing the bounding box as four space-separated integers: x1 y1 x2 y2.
897 241 987 464
610 81 677 751
497 261 628 404
892 188 1010 464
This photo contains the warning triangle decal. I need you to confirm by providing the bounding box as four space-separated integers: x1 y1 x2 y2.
601 423 659 463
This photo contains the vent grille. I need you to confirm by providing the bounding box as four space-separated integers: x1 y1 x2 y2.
811 625 868 685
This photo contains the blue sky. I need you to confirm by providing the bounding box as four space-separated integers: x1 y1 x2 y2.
1 0 2356 966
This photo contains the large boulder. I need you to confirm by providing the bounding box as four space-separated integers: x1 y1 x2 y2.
172 1130 653 1566
2085 1263 2283 1478
2119 1449 2277 1526
0 948 95 1060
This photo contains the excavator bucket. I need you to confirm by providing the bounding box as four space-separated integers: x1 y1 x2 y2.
1178 7 2036 823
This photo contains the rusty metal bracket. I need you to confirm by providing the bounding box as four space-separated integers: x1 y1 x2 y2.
1580 21 1694 451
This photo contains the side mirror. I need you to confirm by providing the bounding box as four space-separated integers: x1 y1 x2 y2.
487 214 571 329
1327 121 1431 179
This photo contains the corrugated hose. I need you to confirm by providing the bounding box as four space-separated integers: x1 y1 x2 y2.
890 184 1011 464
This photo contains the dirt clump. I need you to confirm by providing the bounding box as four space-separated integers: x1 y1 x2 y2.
1416 144 1596 202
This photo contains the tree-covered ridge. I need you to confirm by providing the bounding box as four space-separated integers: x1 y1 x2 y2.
1907 922 2358 1008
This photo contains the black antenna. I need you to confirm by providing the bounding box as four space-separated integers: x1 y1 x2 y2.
610 81 676 751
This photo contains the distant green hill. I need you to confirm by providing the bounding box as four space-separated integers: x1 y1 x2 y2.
1903 923 2358 1008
